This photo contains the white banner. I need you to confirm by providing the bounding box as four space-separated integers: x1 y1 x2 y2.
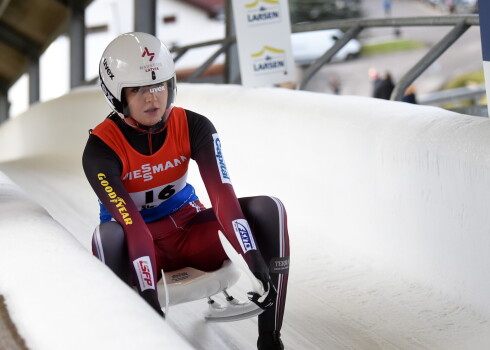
231 0 296 87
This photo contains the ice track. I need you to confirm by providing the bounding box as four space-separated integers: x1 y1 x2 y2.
1 84 490 349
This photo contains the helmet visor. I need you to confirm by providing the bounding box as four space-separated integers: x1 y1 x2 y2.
121 79 175 118
126 82 167 97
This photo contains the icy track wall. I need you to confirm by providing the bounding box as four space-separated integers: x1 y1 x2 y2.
0 173 194 350
176 84 490 318
1 84 490 325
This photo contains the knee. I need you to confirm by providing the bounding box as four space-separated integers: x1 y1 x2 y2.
265 196 285 212
98 221 125 243
241 196 286 219
92 221 132 284
257 195 283 208
239 196 288 243
92 221 126 258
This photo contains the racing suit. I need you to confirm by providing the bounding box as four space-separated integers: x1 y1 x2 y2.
82 107 290 334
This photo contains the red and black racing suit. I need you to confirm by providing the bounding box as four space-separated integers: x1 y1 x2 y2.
82 107 290 335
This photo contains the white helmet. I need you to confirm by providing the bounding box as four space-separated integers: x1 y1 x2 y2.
99 32 176 117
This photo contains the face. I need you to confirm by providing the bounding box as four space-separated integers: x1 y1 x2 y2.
123 82 169 126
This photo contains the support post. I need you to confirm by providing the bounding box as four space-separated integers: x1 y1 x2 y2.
0 89 9 124
69 0 86 89
28 58 40 105
224 0 240 84
391 20 470 101
134 0 156 35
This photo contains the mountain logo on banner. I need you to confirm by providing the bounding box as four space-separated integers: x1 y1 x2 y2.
245 0 281 25
250 46 288 75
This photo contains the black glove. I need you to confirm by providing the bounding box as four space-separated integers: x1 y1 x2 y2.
142 291 165 318
155 307 165 318
247 280 277 310
244 250 276 310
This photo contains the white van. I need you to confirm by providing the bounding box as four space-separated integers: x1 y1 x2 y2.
291 29 361 66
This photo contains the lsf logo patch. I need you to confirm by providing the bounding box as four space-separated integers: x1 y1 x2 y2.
133 256 155 291
233 219 256 253
213 133 231 184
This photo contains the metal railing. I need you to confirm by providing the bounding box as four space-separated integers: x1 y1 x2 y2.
418 83 486 106
171 14 480 102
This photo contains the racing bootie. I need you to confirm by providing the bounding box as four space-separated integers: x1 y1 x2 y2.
257 331 284 350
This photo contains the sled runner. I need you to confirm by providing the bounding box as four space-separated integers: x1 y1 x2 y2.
156 231 265 322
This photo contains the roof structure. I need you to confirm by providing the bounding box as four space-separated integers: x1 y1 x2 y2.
0 0 93 93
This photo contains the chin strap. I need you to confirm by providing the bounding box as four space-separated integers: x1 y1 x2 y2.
123 116 167 134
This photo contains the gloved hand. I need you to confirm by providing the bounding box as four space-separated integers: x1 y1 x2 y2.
155 306 165 318
247 281 277 310
142 291 165 318
244 250 276 310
